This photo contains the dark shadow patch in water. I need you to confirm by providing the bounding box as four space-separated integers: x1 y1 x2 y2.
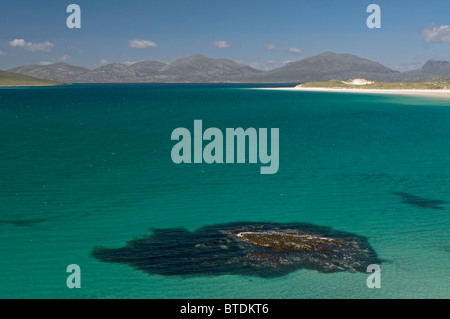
394 192 447 210
0 218 49 227
441 245 450 254
92 222 381 278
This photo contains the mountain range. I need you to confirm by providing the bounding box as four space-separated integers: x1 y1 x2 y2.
6 52 450 84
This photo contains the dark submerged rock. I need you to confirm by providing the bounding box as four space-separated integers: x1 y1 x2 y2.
394 192 447 210
92 222 381 278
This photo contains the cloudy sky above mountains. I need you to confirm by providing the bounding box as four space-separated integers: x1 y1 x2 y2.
0 0 449 71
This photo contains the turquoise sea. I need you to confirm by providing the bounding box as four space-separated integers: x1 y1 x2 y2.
0 84 449 298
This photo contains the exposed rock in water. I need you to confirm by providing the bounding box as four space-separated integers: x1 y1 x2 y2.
92 222 381 278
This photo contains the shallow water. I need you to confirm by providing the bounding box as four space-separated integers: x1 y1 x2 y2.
0 84 449 298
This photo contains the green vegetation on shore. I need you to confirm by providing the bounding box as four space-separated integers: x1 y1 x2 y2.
0 70 62 87
298 78 450 90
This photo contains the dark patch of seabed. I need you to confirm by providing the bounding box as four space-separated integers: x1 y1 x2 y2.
92 222 381 278
0 218 49 227
394 192 447 210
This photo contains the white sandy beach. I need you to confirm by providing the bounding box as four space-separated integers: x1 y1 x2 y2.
256 87 450 99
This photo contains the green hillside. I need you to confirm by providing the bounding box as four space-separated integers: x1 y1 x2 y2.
0 70 62 86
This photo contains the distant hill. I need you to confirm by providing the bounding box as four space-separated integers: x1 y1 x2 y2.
243 52 402 83
0 70 62 86
129 61 167 77
155 54 262 82
401 60 450 82
6 52 450 84
9 62 89 83
421 60 450 76
76 63 139 83
8 55 261 83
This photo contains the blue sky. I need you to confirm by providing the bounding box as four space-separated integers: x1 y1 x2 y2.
0 0 450 71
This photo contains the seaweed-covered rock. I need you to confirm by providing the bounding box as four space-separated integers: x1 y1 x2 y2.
92 222 381 278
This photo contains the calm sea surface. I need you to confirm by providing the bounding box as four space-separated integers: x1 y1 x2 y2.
0 84 449 298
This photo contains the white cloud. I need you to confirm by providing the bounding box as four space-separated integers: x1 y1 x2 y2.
100 59 109 65
39 61 52 65
9 38 54 52
129 39 157 48
123 61 136 66
58 54 71 62
211 40 230 48
286 47 302 56
9 39 26 47
265 44 276 50
422 24 450 43
0 51 6 56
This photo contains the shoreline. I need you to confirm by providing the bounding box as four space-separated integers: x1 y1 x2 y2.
254 87 450 100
